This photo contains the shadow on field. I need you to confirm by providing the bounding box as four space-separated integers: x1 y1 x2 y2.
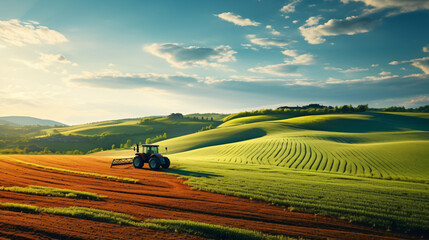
166 168 220 178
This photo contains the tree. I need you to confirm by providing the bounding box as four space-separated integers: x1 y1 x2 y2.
168 113 184 119
124 139 133 148
111 144 115 149
356 104 368 112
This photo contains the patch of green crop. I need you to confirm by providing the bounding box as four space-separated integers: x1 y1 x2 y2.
165 160 429 235
3 156 138 184
0 203 296 240
142 219 294 240
0 185 106 200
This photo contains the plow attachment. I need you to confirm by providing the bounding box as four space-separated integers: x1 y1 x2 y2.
110 158 133 168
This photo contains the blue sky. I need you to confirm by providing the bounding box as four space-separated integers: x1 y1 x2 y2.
1 0 428 124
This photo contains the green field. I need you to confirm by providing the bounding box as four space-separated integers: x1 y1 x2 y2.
127 112 429 234
0 115 224 153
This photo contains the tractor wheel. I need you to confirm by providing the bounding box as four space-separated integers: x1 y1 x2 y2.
161 157 170 169
149 157 160 170
133 156 144 168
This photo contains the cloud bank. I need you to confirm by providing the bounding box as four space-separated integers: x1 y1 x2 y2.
299 15 380 44
67 69 200 89
215 12 260 26
0 19 67 47
342 0 429 13
144 43 236 68
390 57 429 74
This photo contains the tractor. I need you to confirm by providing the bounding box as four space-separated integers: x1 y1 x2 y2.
110 144 170 170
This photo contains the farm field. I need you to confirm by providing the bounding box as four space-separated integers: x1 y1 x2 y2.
0 154 410 240
140 112 428 236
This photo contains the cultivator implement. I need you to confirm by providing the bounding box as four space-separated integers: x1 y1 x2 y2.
110 158 133 168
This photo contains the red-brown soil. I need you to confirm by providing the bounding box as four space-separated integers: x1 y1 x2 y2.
0 155 412 239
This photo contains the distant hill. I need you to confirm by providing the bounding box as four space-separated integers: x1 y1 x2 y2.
0 116 66 126
184 113 229 121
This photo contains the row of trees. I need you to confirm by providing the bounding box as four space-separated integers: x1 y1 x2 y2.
372 105 429 112
145 133 167 144
199 124 214 132
223 104 369 122
0 147 83 155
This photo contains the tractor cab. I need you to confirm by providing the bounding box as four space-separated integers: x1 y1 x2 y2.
143 145 159 155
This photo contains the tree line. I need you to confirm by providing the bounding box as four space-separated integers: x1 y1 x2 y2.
223 104 369 122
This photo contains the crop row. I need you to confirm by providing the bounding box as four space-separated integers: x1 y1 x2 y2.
214 136 425 182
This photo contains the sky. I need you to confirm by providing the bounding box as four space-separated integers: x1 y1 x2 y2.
0 0 428 125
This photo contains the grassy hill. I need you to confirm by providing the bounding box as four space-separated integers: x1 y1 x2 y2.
163 112 429 182
28 116 222 153
0 116 66 126
0 115 225 154
118 111 429 235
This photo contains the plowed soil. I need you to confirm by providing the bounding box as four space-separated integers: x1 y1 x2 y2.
0 155 411 239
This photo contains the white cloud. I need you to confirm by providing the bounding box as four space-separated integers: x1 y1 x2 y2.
326 74 397 84
266 25 281 35
324 66 343 71
248 64 303 77
423 45 429 53
390 57 429 74
299 15 380 44
281 49 298 57
324 66 369 73
67 69 201 89
379 71 391 75
371 64 379 67
280 0 301 13
144 43 236 68
249 50 315 76
285 53 315 65
14 52 77 72
271 29 281 36
229 75 292 83
404 95 429 106
0 19 68 47
215 12 260 26
247 35 291 48
303 16 323 27
340 67 369 73
341 0 429 14
292 20 299 24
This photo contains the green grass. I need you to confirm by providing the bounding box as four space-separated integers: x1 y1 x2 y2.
133 112 429 235
4 156 138 184
165 160 429 234
44 116 221 137
0 203 295 240
185 113 229 121
21 116 223 153
0 185 106 200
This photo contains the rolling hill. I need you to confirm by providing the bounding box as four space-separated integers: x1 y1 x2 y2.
161 112 429 182
0 116 66 126
118 111 428 235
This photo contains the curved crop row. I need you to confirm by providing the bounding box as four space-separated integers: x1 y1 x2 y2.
210 136 428 182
